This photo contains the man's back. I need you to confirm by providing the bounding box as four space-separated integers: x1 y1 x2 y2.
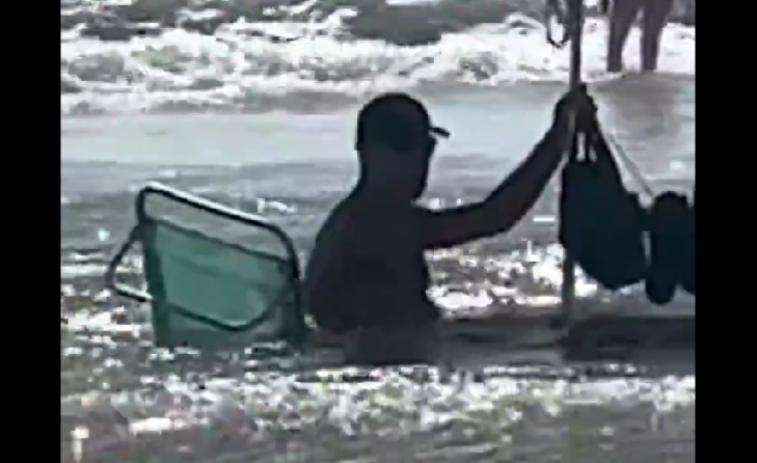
304 195 438 334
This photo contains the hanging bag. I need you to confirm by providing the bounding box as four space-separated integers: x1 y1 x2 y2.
559 117 648 291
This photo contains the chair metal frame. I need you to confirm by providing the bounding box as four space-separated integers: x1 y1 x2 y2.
105 182 307 344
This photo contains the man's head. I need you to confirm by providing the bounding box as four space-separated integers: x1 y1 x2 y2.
355 93 449 200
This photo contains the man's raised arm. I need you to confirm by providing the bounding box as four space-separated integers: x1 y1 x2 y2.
416 88 597 250
417 125 568 250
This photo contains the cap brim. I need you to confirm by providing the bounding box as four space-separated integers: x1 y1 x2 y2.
430 126 450 138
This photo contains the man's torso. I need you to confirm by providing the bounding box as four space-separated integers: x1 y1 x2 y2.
304 197 439 333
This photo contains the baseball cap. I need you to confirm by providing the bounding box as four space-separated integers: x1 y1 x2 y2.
356 93 450 151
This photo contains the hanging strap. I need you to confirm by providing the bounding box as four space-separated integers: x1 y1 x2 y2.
544 0 571 48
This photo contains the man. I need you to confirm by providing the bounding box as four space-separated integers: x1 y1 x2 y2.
304 89 594 336
604 0 675 73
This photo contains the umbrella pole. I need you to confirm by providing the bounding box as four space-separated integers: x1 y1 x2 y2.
560 0 585 323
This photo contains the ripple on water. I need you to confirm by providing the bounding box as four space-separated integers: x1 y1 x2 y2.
61 241 694 463
60 361 694 462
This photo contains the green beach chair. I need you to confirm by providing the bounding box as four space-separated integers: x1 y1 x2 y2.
105 183 309 350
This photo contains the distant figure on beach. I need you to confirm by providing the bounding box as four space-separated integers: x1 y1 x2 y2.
603 0 675 72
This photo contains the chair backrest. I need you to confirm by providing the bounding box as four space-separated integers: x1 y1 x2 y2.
134 184 308 350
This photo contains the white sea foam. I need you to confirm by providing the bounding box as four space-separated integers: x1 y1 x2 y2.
61 0 695 115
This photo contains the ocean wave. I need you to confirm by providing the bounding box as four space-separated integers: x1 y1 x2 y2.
61 0 696 115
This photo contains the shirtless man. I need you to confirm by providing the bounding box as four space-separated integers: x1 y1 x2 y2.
304 90 594 336
604 0 675 72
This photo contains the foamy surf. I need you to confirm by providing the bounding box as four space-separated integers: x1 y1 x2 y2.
61 0 696 115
